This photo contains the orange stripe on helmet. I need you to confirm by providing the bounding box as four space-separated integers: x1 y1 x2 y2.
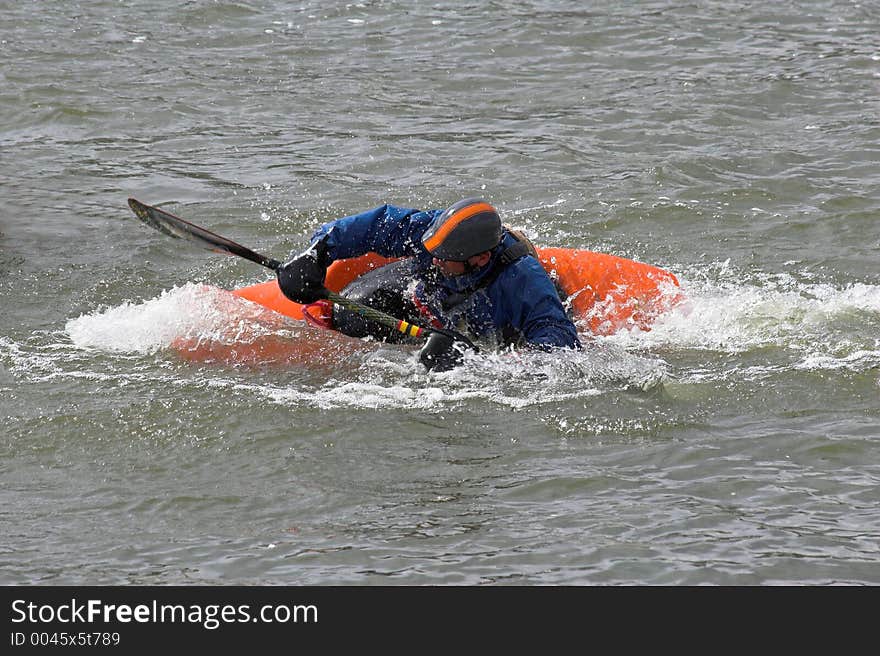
422 202 496 254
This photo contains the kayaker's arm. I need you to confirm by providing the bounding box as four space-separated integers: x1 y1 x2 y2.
310 204 441 261
518 295 582 349
277 204 439 305
494 258 582 350
278 204 442 305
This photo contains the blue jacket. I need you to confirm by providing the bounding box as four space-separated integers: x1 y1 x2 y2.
311 204 581 350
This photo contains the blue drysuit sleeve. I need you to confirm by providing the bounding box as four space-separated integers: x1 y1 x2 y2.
494 258 582 349
310 205 441 262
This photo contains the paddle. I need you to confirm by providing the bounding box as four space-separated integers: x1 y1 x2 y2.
126 198 475 346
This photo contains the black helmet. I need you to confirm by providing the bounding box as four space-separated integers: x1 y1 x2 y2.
421 198 502 261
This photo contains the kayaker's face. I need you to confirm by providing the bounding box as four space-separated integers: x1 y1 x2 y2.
432 257 468 277
431 251 492 278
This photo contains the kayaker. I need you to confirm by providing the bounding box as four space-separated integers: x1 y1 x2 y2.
276 198 582 371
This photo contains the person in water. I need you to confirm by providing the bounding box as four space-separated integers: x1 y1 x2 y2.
276 197 582 370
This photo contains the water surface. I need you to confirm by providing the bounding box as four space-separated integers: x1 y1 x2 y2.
2 1 879 585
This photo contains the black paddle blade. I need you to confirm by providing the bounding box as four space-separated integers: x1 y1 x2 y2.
127 198 282 270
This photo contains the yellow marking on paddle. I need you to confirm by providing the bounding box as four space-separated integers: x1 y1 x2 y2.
396 320 423 338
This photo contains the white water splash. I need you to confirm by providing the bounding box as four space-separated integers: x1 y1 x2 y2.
244 343 666 411
46 266 880 411
66 284 214 353
598 265 880 371
65 283 296 355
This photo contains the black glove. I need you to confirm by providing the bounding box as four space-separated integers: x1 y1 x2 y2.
419 330 476 372
276 235 332 304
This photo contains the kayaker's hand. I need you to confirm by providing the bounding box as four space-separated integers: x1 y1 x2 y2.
276 235 331 304
419 330 474 372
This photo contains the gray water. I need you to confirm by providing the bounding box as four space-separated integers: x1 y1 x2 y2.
2 1 879 585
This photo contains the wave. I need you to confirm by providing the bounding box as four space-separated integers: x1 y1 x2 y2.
41 264 880 410
602 262 880 373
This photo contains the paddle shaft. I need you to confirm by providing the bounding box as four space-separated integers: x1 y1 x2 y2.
127 198 436 340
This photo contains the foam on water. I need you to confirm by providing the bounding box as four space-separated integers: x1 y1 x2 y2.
52 283 665 410
66 283 227 354
320 346 648 411
64 283 305 355
600 261 880 373
44 264 880 411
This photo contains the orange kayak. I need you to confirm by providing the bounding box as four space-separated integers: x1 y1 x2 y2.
232 248 682 336
172 248 681 365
